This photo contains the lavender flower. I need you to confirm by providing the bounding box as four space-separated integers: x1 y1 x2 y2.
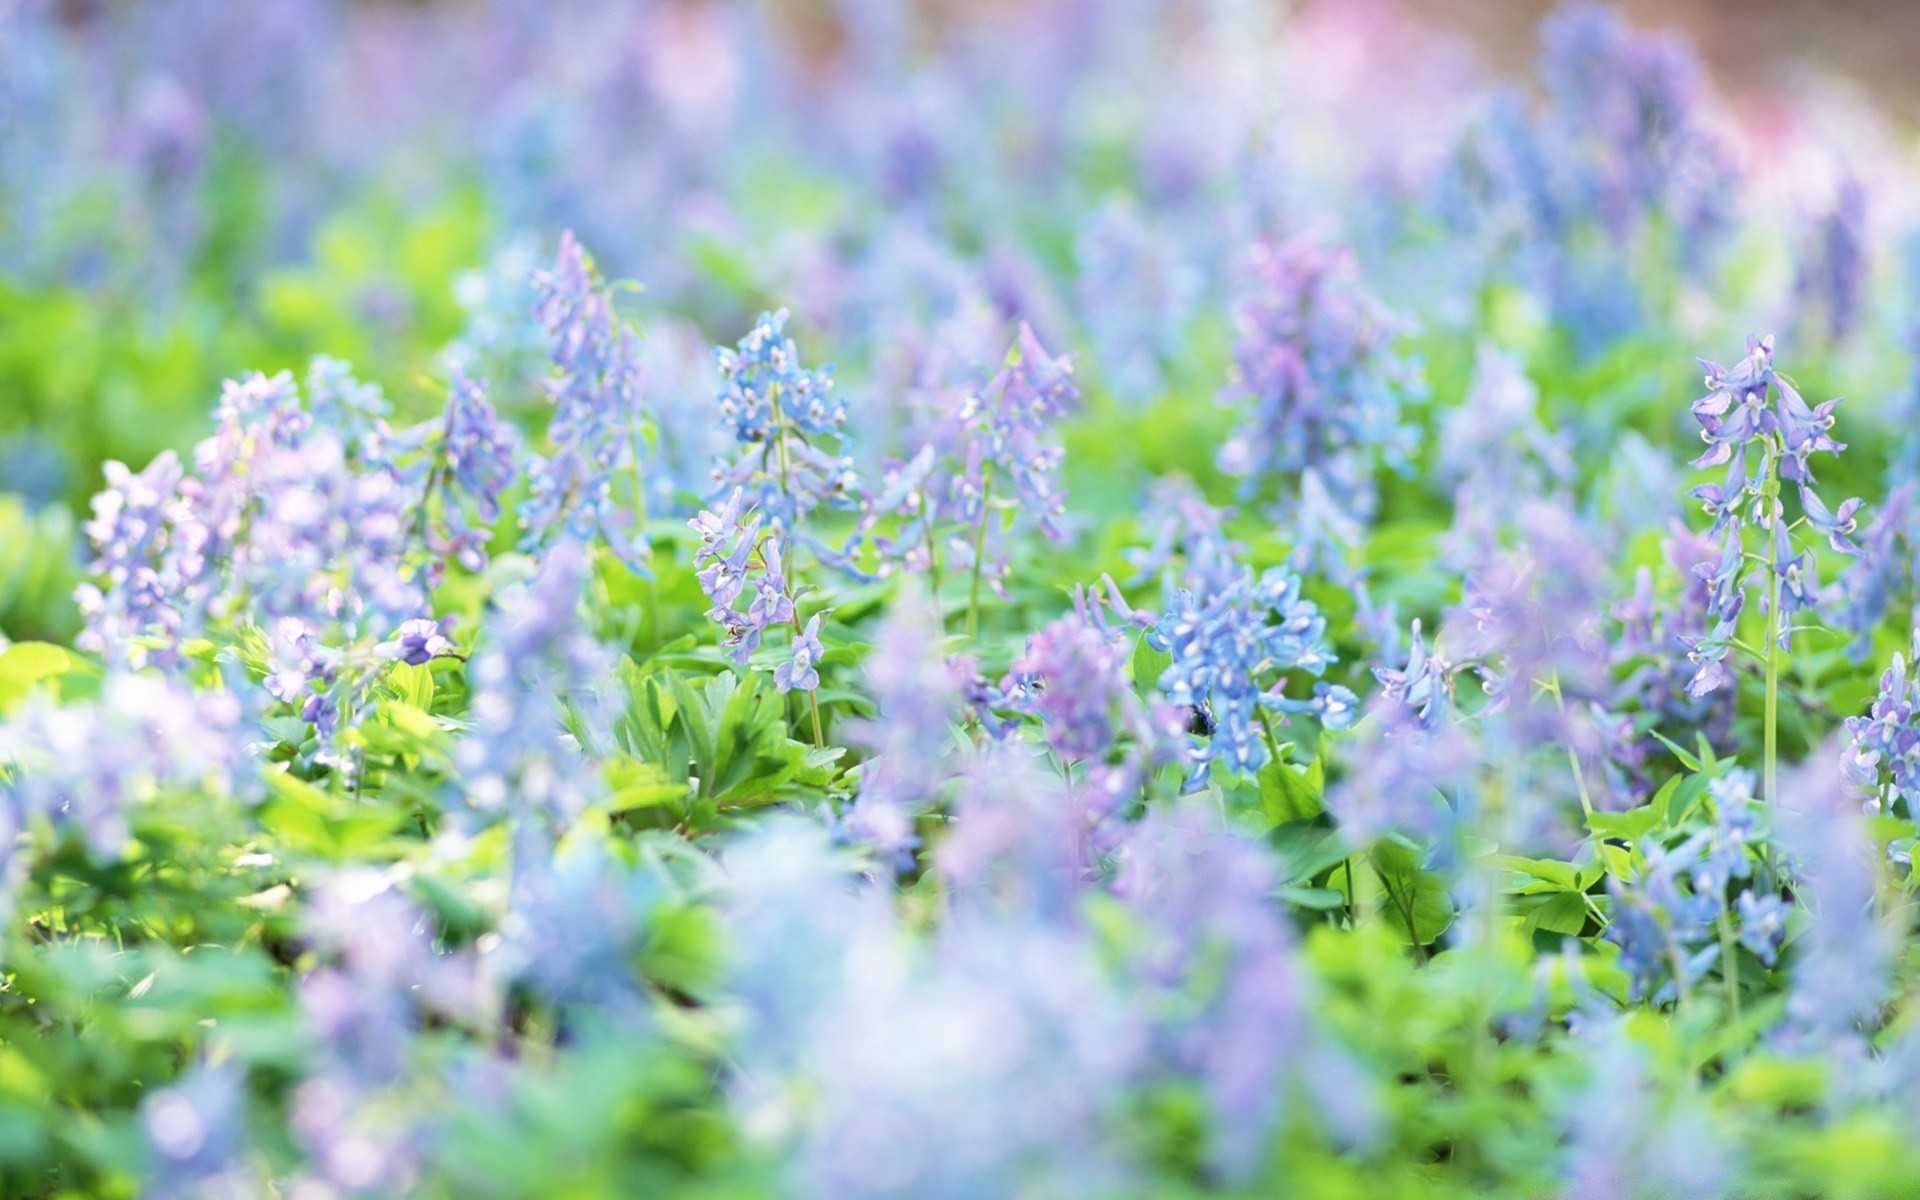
1145 559 1354 783
710 308 857 534
0 674 248 868
1827 482 1917 662
1115 806 1374 1177
837 590 963 866
521 231 652 574
142 1062 253 1200
862 323 1080 601
455 542 616 823
1775 749 1894 1054
1794 177 1869 346
690 488 822 693
1217 236 1423 561
75 451 193 667
1604 829 1721 1005
411 370 516 579
1611 523 1737 793
1561 1014 1736 1198
1683 335 1860 695
952 321 1079 547
1073 198 1200 405
1843 632 1920 817
1005 610 1182 834
776 613 826 693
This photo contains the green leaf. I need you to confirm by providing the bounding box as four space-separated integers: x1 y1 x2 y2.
1131 635 1172 693
1256 756 1324 827
257 771 407 862
1649 729 1702 772
0 641 73 713
1269 818 1352 885
1524 892 1591 936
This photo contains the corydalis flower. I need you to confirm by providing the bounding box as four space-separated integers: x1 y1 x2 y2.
1843 632 1920 818
75 360 473 758
689 488 822 694
1074 198 1200 405
1146 560 1355 783
1827 482 1919 663
710 307 858 533
407 370 515 580
1794 177 1869 347
455 542 616 823
863 323 1080 596
837 591 963 866
1007 610 1182 832
0 674 247 901
1684 335 1860 695
521 231 652 574
1217 235 1423 560
1611 523 1736 794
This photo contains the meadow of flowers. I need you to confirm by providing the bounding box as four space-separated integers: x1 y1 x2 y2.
5 0 1920 1195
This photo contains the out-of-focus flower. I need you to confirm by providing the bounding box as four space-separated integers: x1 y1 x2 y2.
1794 177 1869 346
455 542 615 823
1217 236 1423 563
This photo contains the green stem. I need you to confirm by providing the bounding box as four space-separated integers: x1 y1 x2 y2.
1764 517 1782 810
1549 673 1595 819
1720 906 1741 1023
633 459 661 651
769 385 826 750
965 468 995 641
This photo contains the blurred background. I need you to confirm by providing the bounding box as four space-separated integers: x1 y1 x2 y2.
0 0 1913 641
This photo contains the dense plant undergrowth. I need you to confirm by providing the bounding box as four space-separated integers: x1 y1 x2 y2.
6 0 1920 1196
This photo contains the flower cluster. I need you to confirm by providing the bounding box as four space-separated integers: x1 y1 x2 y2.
1843 632 1920 818
863 323 1081 599
1611 523 1738 795
1684 334 1861 695
1146 559 1355 782
455 542 617 823
1794 177 1869 346
1441 3 1737 346
1606 771 1784 1003
74 361 483 758
0 674 247 908
1073 199 1201 405
1217 236 1424 562
405 370 516 581
521 231 652 573
710 308 857 533
689 487 826 695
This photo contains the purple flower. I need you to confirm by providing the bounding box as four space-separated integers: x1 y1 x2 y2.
710 308 859 533
1776 748 1894 1054
837 590 963 867
1146 559 1353 783
776 612 826 693
414 370 516 579
521 231 652 574
1217 236 1423 554
862 323 1080 597
375 618 456 667
454 542 616 823
1843 632 1920 817
1684 335 1860 693
1794 176 1869 345
142 1062 252 1199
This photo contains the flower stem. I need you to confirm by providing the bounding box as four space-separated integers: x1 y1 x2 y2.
1764 524 1782 809
1720 906 1741 1023
769 385 826 749
966 468 995 641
